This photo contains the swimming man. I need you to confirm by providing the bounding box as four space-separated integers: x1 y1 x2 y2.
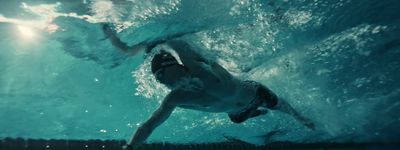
102 24 315 149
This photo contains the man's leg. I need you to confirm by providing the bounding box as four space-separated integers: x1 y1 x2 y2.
256 84 315 129
270 98 315 130
228 90 266 123
228 107 268 124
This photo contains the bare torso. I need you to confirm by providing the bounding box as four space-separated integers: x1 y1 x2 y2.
153 40 258 113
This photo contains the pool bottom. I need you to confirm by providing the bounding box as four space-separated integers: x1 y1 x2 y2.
1 138 399 150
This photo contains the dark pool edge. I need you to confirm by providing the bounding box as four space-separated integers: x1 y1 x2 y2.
1 138 400 150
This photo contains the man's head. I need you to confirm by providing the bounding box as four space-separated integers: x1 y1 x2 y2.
151 50 188 86
151 51 177 73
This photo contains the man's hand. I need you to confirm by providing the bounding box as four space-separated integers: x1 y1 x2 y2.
125 96 177 150
102 23 115 36
122 144 128 150
122 144 133 150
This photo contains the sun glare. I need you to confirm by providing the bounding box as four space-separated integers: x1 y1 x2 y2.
17 25 36 39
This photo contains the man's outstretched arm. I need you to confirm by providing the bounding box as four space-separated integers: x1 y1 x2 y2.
127 94 177 149
102 24 145 55
102 24 202 55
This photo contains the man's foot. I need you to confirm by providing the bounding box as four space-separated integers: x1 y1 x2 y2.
122 144 133 150
250 109 268 118
271 99 316 130
305 121 316 130
297 116 316 130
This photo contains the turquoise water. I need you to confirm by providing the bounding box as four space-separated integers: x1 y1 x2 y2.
1 0 400 145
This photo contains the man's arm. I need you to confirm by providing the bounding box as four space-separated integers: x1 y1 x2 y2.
102 24 202 55
102 24 146 55
127 93 178 149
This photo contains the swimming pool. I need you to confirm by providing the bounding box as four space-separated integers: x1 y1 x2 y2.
1 0 399 148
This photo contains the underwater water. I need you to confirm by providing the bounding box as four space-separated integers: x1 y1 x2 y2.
0 0 399 146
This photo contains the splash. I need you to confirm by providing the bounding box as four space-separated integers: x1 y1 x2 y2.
133 52 170 100
0 0 179 34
